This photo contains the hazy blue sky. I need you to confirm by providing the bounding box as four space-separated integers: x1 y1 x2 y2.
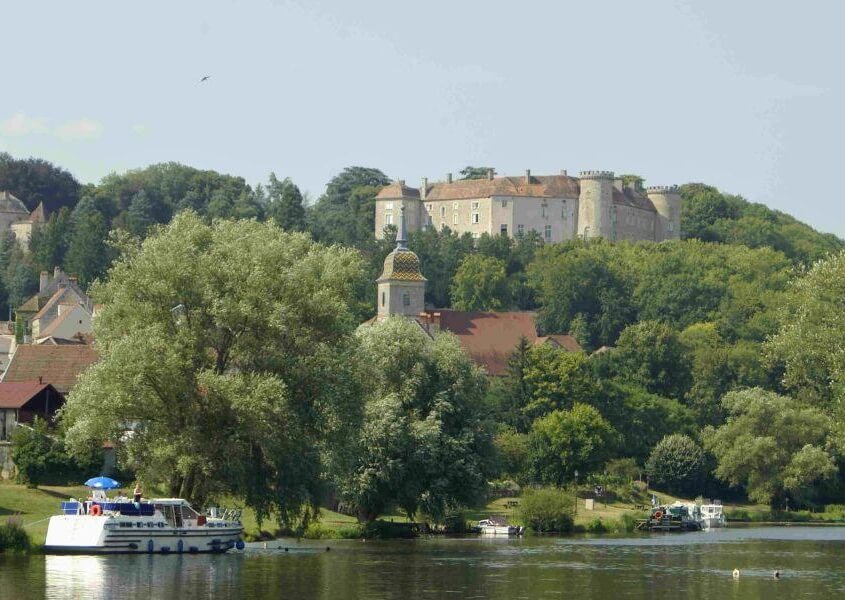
2 0 842 235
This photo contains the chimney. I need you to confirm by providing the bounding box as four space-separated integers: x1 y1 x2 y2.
39 271 48 293
38 375 43 385
560 169 568 176
525 169 531 183
420 177 428 200
446 173 453 184
487 168 494 180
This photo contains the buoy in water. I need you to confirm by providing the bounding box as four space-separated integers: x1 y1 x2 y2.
773 570 780 579
732 569 740 579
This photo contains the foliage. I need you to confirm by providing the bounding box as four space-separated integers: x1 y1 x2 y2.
61 213 366 532
459 166 496 180
493 429 530 483
63 198 112 286
450 254 508 311
0 152 80 213
0 517 31 553
529 403 617 485
702 389 839 506
10 418 100 487
29 207 71 272
605 458 641 482
517 487 574 533
610 321 692 400
343 318 494 521
266 173 306 232
645 434 707 497
407 226 474 308
307 167 390 246
521 347 600 422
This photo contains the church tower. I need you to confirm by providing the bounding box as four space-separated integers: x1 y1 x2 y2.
376 206 426 320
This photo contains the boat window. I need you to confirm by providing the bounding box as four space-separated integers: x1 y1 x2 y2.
180 504 200 520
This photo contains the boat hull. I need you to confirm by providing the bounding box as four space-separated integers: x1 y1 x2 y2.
44 515 243 555
479 525 523 536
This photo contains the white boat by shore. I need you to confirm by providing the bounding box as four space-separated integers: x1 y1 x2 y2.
44 497 244 554
700 503 727 529
477 518 524 536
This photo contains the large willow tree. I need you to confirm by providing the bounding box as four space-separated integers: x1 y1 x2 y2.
62 212 365 530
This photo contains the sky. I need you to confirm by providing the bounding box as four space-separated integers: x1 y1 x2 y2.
2 0 843 235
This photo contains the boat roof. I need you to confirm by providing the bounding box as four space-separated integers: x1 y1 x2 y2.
150 498 191 505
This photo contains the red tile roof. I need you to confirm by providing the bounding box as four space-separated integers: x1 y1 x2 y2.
0 381 58 409
428 311 540 376
534 334 582 352
3 345 98 394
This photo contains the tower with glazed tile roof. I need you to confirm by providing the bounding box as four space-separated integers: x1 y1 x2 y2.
376 205 426 320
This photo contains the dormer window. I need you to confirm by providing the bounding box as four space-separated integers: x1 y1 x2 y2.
402 293 410 307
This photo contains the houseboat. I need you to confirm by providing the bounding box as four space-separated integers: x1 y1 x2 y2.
700 502 727 529
477 518 524 536
44 495 244 554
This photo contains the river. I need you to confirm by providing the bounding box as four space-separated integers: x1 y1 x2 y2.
2 526 844 599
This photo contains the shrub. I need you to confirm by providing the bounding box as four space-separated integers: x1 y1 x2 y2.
336 524 364 539
11 418 102 487
0 517 31 553
518 487 574 533
645 434 707 497
303 523 336 539
585 518 607 533
605 458 640 483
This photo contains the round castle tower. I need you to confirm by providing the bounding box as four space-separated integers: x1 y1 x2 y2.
647 185 681 241
577 171 615 239
376 206 426 320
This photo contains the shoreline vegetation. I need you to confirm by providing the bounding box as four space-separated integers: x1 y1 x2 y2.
5 482 845 551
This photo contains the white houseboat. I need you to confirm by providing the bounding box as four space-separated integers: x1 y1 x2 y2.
477 518 524 536
44 496 244 554
700 502 727 529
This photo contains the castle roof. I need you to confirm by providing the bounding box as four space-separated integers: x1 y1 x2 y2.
377 248 426 283
0 191 30 215
376 174 657 210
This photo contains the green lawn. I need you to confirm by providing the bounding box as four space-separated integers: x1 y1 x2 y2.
0 481 89 544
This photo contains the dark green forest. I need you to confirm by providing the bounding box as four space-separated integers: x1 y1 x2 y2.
4 151 845 510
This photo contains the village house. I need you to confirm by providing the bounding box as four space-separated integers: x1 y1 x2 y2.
370 207 581 375
17 267 93 344
0 344 98 477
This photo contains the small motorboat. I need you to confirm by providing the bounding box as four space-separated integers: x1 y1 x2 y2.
477 518 524 536
700 502 727 529
44 478 244 554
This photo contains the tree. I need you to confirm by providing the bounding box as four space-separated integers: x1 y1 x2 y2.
266 174 306 231
645 434 707 497
307 167 390 246
126 190 156 237
702 388 838 506
61 212 366 531
11 417 100 487
64 198 111 286
497 337 533 431
342 318 494 521
459 166 496 180
768 251 845 410
494 428 530 483
521 346 600 422
450 254 508 311
529 403 617 485
610 321 692 400
407 226 475 309
29 207 71 272
0 152 80 212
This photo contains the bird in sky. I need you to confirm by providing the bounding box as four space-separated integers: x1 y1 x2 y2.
200 75 211 82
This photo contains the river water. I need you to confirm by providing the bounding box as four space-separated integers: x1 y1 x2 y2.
2 526 844 599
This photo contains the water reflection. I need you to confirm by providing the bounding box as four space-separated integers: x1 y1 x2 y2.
1 528 844 599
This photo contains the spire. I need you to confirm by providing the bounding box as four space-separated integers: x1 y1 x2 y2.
396 204 408 249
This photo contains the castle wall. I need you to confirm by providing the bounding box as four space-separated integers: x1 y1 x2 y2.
614 205 657 242
577 172 615 238
424 197 492 237
648 187 682 241
493 196 576 242
375 199 422 239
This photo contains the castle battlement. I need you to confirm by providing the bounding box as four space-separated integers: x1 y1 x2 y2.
579 170 615 180
646 185 680 194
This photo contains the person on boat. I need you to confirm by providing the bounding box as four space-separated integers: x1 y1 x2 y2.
133 483 142 504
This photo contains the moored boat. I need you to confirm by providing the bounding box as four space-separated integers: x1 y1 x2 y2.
477 518 524 536
700 502 727 529
44 478 244 554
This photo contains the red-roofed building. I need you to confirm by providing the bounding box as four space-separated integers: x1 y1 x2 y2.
0 380 63 477
3 344 98 395
369 208 581 375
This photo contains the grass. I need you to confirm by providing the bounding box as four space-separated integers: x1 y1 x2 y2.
0 481 89 545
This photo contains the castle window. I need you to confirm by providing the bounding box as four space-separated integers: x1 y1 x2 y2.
501 199 508 208
440 206 446 218
471 201 479 210
668 222 674 232
402 293 410 307
517 224 525 235
544 225 552 240
385 202 393 210
453 213 459 225
500 224 508 236
426 204 432 212
542 205 548 218
385 213 393 226
471 212 480 224
381 292 385 307
453 202 459 210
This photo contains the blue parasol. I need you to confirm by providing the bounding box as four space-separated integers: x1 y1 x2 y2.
85 476 121 490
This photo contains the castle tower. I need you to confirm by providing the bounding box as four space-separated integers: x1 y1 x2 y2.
374 180 422 240
577 171 615 239
376 206 426 320
647 185 681 241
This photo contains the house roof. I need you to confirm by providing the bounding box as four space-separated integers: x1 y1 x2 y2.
0 381 59 409
430 311 540 376
21 274 90 319
3 345 98 394
0 191 30 215
377 248 426 282
375 182 421 200
534 334 582 352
